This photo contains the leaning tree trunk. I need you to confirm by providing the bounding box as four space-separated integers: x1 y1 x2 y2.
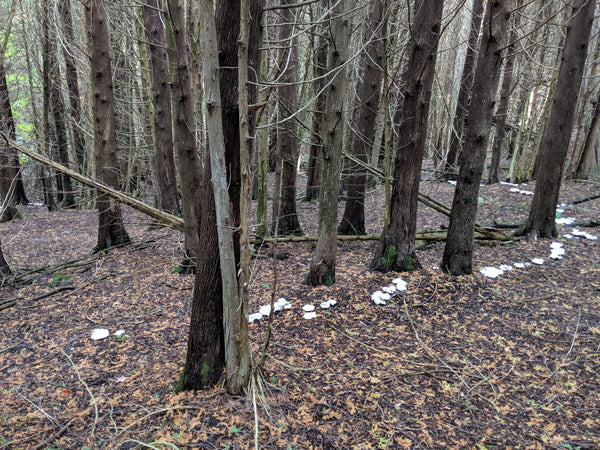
517 0 596 239
338 0 386 236
305 0 351 286
443 0 484 177
370 0 443 273
272 0 303 236
86 0 131 253
141 0 181 215
441 0 511 276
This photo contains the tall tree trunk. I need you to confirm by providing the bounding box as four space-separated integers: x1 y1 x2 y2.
305 0 352 286
488 10 520 184
86 0 131 253
180 0 262 394
574 92 600 179
256 29 269 237
0 65 28 206
46 12 75 208
272 0 303 236
517 0 596 239
58 0 87 176
304 12 326 203
441 0 511 276
370 0 443 273
165 0 202 269
141 0 181 215
338 0 386 235
444 0 485 177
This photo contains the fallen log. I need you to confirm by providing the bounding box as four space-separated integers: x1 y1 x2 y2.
571 193 600 205
1 133 185 232
254 228 512 244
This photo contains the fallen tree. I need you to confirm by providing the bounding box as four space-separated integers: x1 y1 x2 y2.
4 134 513 244
1 133 185 231
255 228 512 244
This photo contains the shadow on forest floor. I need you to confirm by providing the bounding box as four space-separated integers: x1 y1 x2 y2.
1 178 599 449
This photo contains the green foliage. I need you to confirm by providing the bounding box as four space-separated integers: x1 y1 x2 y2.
18 152 30 165
325 267 335 286
48 274 70 288
173 370 185 394
383 245 396 271
403 255 416 271
229 426 241 437
200 362 212 385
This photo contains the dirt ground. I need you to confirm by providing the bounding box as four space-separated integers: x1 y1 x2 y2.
1 177 599 449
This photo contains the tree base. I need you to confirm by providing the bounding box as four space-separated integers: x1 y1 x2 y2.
305 263 335 286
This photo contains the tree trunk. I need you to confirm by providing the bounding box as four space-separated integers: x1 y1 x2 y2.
517 0 595 239
256 30 269 237
305 0 351 286
0 237 10 276
488 11 520 184
441 0 511 276
444 0 485 177
180 0 262 394
58 0 87 176
86 0 131 253
165 0 203 269
178 164 224 390
201 0 245 395
272 0 303 236
141 0 181 215
574 93 600 180
338 0 386 235
370 0 443 273
46 20 75 208
0 64 28 206
304 16 326 203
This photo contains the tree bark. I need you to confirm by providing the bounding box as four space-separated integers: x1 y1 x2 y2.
444 0 485 177
574 92 600 180
441 0 511 276
0 64 28 206
488 11 519 184
85 0 131 253
338 0 386 235
304 14 326 203
272 0 303 236
46 17 75 208
305 0 352 286
141 0 181 215
58 0 87 176
165 0 203 268
0 237 10 276
201 0 245 395
517 0 596 239
370 0 443 273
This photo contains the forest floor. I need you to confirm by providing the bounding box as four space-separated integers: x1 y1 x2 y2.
1 175 600 449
